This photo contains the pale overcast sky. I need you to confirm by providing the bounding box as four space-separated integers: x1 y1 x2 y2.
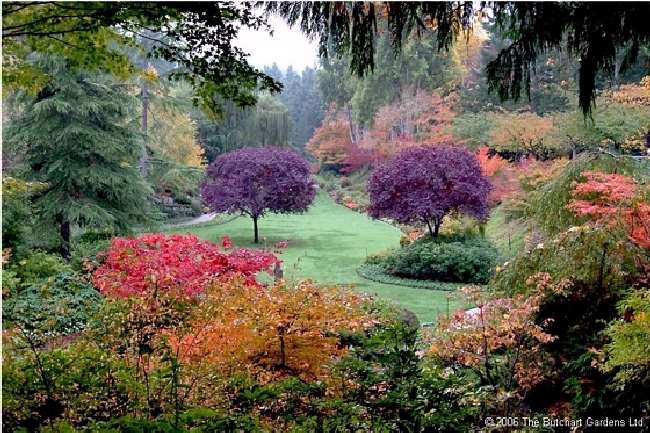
236 16 320 72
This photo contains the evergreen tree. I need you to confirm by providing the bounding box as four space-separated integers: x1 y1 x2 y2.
263 63 284 84
4 58 151 257
261 64 325 150
293 67 324 147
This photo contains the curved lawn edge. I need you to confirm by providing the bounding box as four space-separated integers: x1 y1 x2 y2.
357 263 464 291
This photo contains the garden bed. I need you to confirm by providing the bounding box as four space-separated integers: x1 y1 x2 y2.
357 263 464 291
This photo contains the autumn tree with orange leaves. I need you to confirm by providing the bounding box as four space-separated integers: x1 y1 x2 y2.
490 112 557 158
165 279 374 383
428 285 555 414
307 109 354 167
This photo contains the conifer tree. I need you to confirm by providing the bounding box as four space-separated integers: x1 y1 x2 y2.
5 58 151 257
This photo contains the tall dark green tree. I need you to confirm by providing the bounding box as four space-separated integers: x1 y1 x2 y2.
4 58 151 257
293 67 324 147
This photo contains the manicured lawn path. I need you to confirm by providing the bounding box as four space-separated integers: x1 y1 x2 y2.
171 193 463 322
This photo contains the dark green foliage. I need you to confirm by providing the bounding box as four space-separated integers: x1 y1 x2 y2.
264 64 325 149
3 272 101 337
270 2 650 115
381 236 498 284
331 321 481 432
2 2 282 116
1 177 47 255
358 263 463 291
87 409 265 433
3 250 101 337
488 2 650 115
197 95 291 163
489 225 649 423
4 57 152 255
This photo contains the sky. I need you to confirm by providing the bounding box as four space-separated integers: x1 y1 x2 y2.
236 16 320 73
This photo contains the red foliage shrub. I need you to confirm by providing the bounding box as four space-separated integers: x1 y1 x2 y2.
568 171 650 248
92 233 278 298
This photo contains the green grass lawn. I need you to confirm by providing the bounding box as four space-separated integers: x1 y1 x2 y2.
170 193 464 322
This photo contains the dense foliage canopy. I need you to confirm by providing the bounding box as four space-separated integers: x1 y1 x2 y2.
2 1 281 114
201 147 316 242
93 233 279 298
3 3 650 432
269 1 650 115
4 58 151 257
368 146 491 237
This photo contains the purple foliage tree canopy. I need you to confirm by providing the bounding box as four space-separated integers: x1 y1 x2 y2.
367 146 491 237
201 147 316 243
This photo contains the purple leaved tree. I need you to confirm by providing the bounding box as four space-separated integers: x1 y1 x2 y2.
367 146 491 237
201 147 316 243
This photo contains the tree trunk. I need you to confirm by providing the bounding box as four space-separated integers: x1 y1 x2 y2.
346 105 356 144
253 215 259 243
60 220 71 259
279 332 286 367
426 218 441 238
139 77 149 177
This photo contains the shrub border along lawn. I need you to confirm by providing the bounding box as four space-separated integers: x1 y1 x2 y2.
357 263 464 291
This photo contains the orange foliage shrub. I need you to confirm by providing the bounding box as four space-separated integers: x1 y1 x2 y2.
307 109 353 165
428 286 555 393
415 92 457 145
164 280 374 382
609 76 650 106
476 146 507 177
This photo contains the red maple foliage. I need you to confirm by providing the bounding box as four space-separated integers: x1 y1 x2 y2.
92 233 279 298
628 204 650 248
568 171 649 248
475 146 519 205
476 146 507 177
568 171 637 219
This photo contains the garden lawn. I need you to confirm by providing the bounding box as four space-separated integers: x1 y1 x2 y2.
170 193 463 322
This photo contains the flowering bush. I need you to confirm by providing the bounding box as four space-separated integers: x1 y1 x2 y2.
92 233 278 298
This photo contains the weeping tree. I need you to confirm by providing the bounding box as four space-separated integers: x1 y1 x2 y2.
4 58 152 257
267 1 650 115
197 94 291 162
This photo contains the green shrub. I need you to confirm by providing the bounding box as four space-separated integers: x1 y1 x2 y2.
9 250 72 285
382 236 498 283
70 240 110 271
3 271 101 337
357 263 463 291
1 177 47 255
78 230 114 243
88 410 264 433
